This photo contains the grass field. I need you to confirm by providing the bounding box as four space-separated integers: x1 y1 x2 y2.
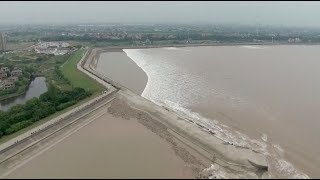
60 49 105 93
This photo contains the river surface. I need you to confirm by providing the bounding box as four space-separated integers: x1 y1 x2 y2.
6 109 196 178
97 45 320 178
0 77 48 111
96 51 147 94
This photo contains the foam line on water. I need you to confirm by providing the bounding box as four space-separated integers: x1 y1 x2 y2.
123 47 309 178
240 45 266 49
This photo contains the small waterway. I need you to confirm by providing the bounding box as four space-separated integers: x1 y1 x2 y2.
0 77 48 112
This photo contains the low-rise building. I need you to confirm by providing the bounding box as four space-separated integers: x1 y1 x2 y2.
11 69 22 77
288 38 302 43
13 66 22 71
0 79 15 90
7 76 19 82
0 70 7 79
1 67 9 72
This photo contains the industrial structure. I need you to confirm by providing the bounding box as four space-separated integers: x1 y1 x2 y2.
0 32 7 51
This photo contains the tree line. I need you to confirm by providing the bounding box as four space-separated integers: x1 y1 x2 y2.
0 84 91 138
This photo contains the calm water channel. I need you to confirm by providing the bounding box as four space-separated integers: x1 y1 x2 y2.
0 77 48 111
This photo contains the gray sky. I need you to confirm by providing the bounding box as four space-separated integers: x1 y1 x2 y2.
1 1 320 27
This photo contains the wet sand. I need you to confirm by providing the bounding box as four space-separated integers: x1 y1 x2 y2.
5 106 202 179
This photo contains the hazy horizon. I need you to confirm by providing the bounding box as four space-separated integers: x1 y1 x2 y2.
1 1 320 28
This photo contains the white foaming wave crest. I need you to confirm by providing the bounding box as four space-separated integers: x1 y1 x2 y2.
164 99 309 179
241 45 266 49
162 99 268 151
124 48 210 107
123 49 152 97
275 159 309 179
123 48 309 178
163 47 191 51
124 48 267 151
124 48 250 109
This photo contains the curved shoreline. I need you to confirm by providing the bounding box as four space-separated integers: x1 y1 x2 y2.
96 50 148 95
93 41 320 50
92 45 311 178
88 47 274 178
0 46 309 178
122 49 149 97
0 79 31 102
0 76 47 111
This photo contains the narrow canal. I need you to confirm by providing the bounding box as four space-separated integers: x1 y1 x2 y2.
0 77 48 111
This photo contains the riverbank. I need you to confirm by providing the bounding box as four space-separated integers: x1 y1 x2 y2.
60 48 105 93
0 46 272 179
0 77 48 112
85 48 272 178
0 91 25 102
93 45 312 178
86 41 320 52
0 76 33 102
3 97 204 179
0 49 106 143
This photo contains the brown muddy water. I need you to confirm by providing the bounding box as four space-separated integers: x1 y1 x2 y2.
97 45 320 178
96 51 147 95
5 111 195 179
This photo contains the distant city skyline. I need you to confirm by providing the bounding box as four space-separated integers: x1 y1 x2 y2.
1 1 320 27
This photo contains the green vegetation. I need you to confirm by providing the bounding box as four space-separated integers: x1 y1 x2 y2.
0 52 72 100
0 47 105 141
0 67 35 100
1 50 74 92
60 49 104 93
0 92 100 144
0 84 91 137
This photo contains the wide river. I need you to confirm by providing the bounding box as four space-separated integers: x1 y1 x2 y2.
97 45 320 178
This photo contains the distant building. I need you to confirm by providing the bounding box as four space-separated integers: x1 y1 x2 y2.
0 32 6 51
34 41 70 56
13 66 22 71
253 39 263 43
0 80 15 90
1 67 9 72
145 39 151 45
288 38 301 43
11 69 22 77
7 76 19 82
0 70 7 80
48 45 58 49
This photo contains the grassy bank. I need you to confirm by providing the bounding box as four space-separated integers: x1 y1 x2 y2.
60 49 105 93
0 90 25 101
0 48 105 144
